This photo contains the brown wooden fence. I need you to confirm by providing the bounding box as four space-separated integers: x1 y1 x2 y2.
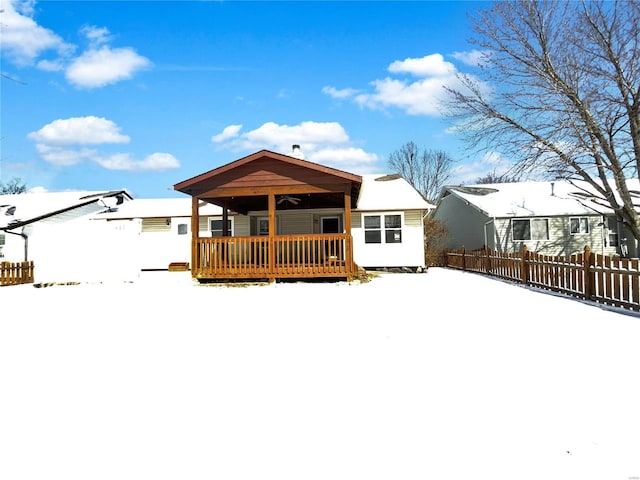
445 246 640 312
0 261 35 286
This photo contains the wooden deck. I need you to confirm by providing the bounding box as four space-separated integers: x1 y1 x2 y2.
192 233 357 280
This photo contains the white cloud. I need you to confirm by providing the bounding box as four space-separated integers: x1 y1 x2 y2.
322 52 490 118
34 144 97 167
353 77 455 116
388 53 456 77
212 121 379 173
28 116 180 171
211 125 243 143
28 116 131 146
308 147 379 173
0 0 74 65
65 46 151 89
322 86 360 99
80 25 112 47
0 1 150 88
93 152 180 171
450 49 490 67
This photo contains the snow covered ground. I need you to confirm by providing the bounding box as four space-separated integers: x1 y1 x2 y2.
1 268 639 480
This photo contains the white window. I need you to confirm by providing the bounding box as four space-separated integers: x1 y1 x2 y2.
0 233 4 257
364 214 402 244
512 218 549 241
570 217 589 234
210 218 233 237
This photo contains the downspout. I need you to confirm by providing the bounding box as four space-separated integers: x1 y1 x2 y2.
483 218 495 250
4 228 29 261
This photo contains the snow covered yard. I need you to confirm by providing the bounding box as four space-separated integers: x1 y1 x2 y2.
1 268 639 480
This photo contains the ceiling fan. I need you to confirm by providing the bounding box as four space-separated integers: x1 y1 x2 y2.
277 195 301 205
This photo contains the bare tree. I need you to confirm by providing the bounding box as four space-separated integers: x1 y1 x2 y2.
474 170 521 185
445 1 640 243
387 141 456 202
0 177 27 194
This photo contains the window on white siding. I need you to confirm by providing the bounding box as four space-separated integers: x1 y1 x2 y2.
364 214 402 244
512 218 549 241
210 218 233 237
570 217 589 234
177 223 188 235
0 233 4 257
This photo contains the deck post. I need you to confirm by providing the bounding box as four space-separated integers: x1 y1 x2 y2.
268 193 276 282
584 245 594 300
344 187 354 280
521 245 529 284
191 196 199 277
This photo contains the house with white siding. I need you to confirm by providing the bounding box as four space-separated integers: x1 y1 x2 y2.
431 180 640 257
0 190 134 283
99 170 434 276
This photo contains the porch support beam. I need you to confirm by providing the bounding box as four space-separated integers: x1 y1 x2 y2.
191 195 199 277
222 208 229 236
344 189 354 279
268 193 276 283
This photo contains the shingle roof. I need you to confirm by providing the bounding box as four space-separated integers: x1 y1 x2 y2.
440 180 640 217
356 174 434 211
0 190 130 229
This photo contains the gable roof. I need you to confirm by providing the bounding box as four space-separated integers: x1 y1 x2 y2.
437 180 640 218
0 190 131 230
175 149 362 195
356 174 434 211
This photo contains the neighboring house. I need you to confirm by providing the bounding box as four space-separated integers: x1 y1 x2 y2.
173 148 433 281
0 190 134 283
431 180 639 257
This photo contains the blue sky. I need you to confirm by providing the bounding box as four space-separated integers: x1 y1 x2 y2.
0 0 504 198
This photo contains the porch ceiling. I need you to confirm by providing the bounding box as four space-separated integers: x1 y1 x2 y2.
202 191 350 214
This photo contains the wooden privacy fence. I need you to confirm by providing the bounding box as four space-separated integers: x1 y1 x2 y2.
446 246 640 312
0 261 35 286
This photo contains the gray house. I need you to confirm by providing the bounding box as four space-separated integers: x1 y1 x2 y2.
431 180 639 257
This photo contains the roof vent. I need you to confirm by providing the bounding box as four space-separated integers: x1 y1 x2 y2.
291 144 304 159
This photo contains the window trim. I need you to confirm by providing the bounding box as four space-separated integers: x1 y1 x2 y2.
512 217 550 242
209 216 234 237
569 217 589 235
363 212 403 244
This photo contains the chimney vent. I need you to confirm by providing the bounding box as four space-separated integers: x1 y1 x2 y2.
291 144 304 159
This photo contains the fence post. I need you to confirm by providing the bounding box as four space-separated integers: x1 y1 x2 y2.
521 245 529 284
583 245 594 301
461 246 466 271
485 246 491 274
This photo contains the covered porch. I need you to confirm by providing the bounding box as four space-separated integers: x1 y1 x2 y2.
174 149 362 281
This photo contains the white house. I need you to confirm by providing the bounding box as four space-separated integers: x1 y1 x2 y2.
431 180 639 257
1 190 135 284
97 173 434 275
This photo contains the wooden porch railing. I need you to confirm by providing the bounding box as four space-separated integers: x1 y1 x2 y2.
192 233 357 280
1 261 35 286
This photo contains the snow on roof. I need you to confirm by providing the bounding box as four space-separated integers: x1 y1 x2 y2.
97 197 223 220
0 190 129 230
356 174 434 211
442 179 640 217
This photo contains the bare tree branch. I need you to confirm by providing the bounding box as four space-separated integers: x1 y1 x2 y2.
445 0 640 246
